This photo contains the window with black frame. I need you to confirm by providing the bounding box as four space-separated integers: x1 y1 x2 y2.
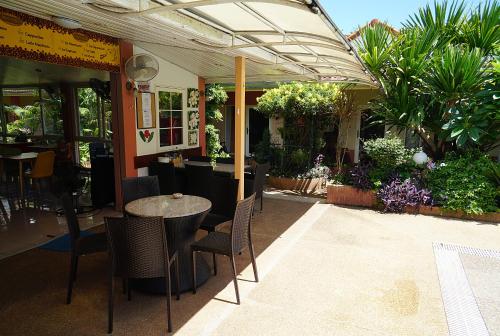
76 87 113 167
0 87 63 141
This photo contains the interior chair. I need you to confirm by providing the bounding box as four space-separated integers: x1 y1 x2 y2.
149 161 176 195
0 147 23 210
26 151 55 209
191 193 257 305
62 193 107 304
244 162 270 212
184 164 213 199
121 176 160 208
105 216 180 334
199 175 238 233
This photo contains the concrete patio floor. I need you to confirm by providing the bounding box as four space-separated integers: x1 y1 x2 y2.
0 196 499 335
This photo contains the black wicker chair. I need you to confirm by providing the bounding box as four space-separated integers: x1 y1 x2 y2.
121 176 160 207
199 176 238 233
149 161 176 195
215 157 234 164
62 193 107 304
105 216 180 334
188 156 211 162
245 162 270 212
191 193 257 304
185 164 213 199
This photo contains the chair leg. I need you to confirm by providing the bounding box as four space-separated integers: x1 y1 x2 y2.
122 278 127 294
229 255 240 305
165 271 173 333
73 255 79 282
175 256 180 301
260 195 263 212
66 253 78 304
249 243 259 282
212 253 217 275
127 278 132 301
108 270 114 334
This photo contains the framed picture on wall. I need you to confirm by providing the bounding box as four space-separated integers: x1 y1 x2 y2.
188 130 198 146
136 92 157 129
187 88 199 108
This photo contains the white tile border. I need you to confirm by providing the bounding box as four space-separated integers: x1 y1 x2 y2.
433 242 491 336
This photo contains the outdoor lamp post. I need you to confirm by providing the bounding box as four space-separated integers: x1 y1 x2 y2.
413 151 428 165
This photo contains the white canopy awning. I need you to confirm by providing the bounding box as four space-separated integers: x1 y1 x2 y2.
2 0 377 86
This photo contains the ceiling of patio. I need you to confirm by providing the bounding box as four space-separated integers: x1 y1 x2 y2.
2 0 377 86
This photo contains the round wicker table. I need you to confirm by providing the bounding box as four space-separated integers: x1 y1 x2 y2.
125 195 212 294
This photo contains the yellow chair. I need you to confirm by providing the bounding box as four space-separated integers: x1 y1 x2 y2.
27 151 55 208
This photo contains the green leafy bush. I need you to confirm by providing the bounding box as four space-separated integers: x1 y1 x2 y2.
254 129 271 163
427 152 498 214
363 137 416 184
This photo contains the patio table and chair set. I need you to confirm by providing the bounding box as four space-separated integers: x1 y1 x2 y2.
62 157 270 333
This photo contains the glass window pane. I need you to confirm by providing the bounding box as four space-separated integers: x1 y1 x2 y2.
3 88 42 137
172 128 183 145
41 88 63 136
160 129 171 147
171 92 182 110
159 110 171 128
172 110 182 128
159 91 170 110
77 88 100 137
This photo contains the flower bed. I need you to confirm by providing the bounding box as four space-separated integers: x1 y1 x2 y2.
326 184 500 223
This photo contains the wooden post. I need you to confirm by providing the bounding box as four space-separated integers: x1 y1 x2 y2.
234 56 246 200
111 40 137 211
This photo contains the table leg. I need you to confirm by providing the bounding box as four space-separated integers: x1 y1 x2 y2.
18 161 24 207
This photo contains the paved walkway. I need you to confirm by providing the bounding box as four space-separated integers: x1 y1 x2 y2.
178 200 500 336
1 197 499 335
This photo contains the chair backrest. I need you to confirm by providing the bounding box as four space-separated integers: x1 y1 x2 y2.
230 193 256 253
105 216 170 279
210 176 239 218
253 162 270 197
31 151 55 178
185 164 213 199
121 176 160 206
188 156 211 162
215 157 234 164
61 193 80 249
149 161 176 195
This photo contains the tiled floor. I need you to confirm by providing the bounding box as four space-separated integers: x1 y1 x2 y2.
0 201 120 259
0 195 499 335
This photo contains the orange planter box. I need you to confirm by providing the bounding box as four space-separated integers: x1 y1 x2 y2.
326 184 376 208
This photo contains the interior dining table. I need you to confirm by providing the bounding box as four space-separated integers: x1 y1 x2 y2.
0 152 38 204
125 194 212 294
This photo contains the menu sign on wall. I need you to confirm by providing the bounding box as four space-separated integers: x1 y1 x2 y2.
0 7 120 71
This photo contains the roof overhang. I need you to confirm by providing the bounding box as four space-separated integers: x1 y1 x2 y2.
2 0 378 86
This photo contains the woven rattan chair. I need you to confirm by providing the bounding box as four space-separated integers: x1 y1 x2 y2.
105 216 180 334
149 161 177 195
191 193 257 304
199 175 239 234
121 176 160 208
62 193 107 304
245 162 270 212
185 164 213 199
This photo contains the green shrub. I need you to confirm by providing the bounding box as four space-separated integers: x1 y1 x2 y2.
363 137 416 184
254 129 271 163
427 152 498 214
364 137 414 168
